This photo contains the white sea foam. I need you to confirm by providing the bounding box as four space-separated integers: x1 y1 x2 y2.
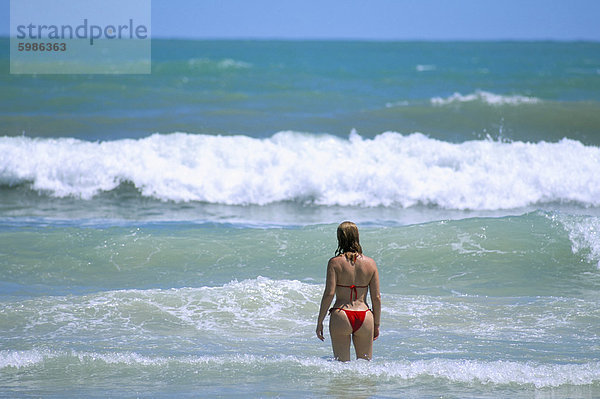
1 349 598 388
0 349 55 369
1 132 599 210
1 278 322 339
416 64 436 72
186 57 252 70
554 214 600 268
369 358 600 388
137 277 321 336
385 100 409 108
431 90 541 106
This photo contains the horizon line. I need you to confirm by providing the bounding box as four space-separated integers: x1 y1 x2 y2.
1 35 599 43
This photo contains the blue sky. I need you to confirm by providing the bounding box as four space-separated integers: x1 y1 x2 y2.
3 0 600 41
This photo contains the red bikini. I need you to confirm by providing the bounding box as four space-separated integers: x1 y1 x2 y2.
330 284 371 333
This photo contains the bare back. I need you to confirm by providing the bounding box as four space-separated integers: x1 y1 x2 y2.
330 253 378 310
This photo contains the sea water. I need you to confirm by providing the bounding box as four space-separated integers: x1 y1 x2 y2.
1 40 600 398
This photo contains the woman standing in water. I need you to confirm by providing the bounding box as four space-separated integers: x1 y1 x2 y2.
316 221 381 361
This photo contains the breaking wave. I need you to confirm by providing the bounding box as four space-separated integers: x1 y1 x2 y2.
1 131 598 210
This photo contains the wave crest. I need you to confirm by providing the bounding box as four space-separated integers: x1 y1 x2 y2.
552 213 600 268
2 349 598 388
431 90 541 106
1 132 599 210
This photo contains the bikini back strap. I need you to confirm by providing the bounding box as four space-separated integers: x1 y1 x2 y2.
336 284 368 301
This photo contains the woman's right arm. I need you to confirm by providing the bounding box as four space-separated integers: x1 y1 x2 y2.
316 259 336 341
369 262 381 340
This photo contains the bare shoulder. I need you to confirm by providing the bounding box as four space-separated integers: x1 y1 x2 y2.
327 256 343 270
359 254 377 267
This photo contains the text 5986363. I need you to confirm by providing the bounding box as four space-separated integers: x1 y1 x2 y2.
17 42 67 52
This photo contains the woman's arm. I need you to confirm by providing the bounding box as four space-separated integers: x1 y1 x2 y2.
316 259 337 341
369 263 381 340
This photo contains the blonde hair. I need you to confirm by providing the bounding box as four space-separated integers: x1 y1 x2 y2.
335 221 363 260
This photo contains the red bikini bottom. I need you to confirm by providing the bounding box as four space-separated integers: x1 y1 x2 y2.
330 308 372 333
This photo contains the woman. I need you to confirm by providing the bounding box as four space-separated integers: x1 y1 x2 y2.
316 221 381 361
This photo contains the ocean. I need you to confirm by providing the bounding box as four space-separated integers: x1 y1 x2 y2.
1 39 600 398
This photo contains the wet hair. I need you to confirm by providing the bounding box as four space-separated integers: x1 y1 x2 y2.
335 221 363 260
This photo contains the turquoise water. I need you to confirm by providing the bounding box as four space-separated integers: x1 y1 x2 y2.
2 40 600 143
1 40 600 398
